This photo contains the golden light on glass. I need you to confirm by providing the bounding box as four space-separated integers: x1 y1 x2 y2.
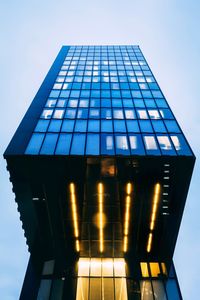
123 183 133 252
98 183 104 253
150 183 161 231
69 183 79 252
147 232 153 253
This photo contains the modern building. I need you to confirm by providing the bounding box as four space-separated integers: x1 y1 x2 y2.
4 45 195 300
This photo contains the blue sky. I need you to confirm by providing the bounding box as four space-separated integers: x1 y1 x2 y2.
0 1 200 299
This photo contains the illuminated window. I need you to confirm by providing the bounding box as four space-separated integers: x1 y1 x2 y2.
140 263 149 277
150 263 161 277
144 136 157 150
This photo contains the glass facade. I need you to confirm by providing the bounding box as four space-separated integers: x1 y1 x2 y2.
25 45 192 156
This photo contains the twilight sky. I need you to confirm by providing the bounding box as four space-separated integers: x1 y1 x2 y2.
0 1 200 299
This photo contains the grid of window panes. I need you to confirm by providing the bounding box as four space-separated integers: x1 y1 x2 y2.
25 46 192 156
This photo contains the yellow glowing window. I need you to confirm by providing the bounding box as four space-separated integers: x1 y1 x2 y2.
140 262 149 277
114 258 126 277
78 258 90 276
90 258 101 277
161 262 167 276
102 259 113 277
150 262 160 277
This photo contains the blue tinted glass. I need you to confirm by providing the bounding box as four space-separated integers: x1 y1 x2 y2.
123 99 133 107
55 134 72 155
155 99 168 108
75 120 87 132
142 91 152 98
121 90 131 98
90 99 100 107
115 135 130 155
48 120 62 132
139 120 153 133
77 108 88 119
152 120 167 133
143 134 161 155
157 135 176 155
61 120 74 132
60 91 70 98
40 133 58 155
160 109 173 119
166 280 181 300
88 120 100 132
70 134 86 155
165 120 180 133
91 90 100 98
134 99 145 108
65 108 76 119
101 120 113 132
129 134 145 155
112 99 122 107
101 98 111 107
101 90 111 98
114 120 126 132
131 91 142 98
126 120 140 132
144 99 156 108
70 90 80 98
49 90 60 98
25 133 45 154
170 134 192 155
101 108 112 119
86 134 100 155
79 99 89 108
152 91 163 98
35 120 49 132
101 134 115 155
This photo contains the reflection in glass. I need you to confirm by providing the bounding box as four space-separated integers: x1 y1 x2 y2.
40 133 58 155
140 280 154 300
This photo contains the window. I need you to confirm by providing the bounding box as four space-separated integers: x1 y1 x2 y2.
114 120 126 132
166 280 181 300
61 120 74 132
143 136 160 155
55 134 72 154
101 108 112 119
115 135 130 155
65 108 76 119
48 120 62 132
157 135 175 155
139 120 153 133
126 120 140 133
129 135 145 155
40 133 58 155
101 120 113 132
88 120 100 132
101 134 115 155
70 134 86 155
152 281 167 300
75 120 87 132
170 134 192 155
113 109 124 119
140 263 149 277
25 133 45 155
139 281 154 300
57 99 67 107
53 109 65 119
68 99 78 107
149 263 161 277
137 110 148 119
35 120 49 132
152 120 166 132
164 120 180 133
77 108 88 119
148 110 160 119
41 109 53 119
86 134 99 155
159 109 173 119
89 109 100 119
45 99 56 107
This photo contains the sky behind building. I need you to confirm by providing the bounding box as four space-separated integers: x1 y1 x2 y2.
0 1 200 299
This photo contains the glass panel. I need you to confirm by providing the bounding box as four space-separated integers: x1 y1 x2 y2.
71 134 86 155
148 110 160 119
114 120 126 132
137 109 148 119
164 120 181 133
129 135 145 155
103 278 114 300
126 120 140 132
115 135 130 155
53 109 64 119
144 136 157 150
35 120 49 132
41 109 53 119
113 258 126 277
152 120 166 133
113 109 124 119
140 263 149 277
125 109 135 119
61 120 74 132
78 258 90 276
159 109 173 119
149 263 161 277
25 133 45 154
139 120 153 133
40 133 58 155
152 280 167 300
101 108 112 119
140 280 154 300
161 263 167 276
65 108 76 119
50 279 64 300
77 108 88 119
88 120 100 132
89 278 101 300
157 136 175 155
90 258 101 277
101 120 113 132
170 134 192 155
101 134 115 155
46 99 56 107
76 278 89 300
102 258 113 277
42 260 55 275
115 278 128 300
37 280 52 300
86 134 99 155
55 134 72 155
57 99 67 107
48 120 62 132
166 279 181 300
75 120 87 132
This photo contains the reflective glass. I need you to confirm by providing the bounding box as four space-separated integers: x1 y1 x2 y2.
88 120 100 132
101 134 115 155
114 120 126 132
129 135 145 155
139 120 153 133
170 134 192 155
35 120 49 132
40 133 58 155
115 135 130 155
139 280 154 300
86 134 99 155
48 120 62 132
70 134 86 155
55 134 72 155
152 120 167 133
126 120 140 132
61 120 74 132
152 281 167 300
164 120 180 133
101 120 113 132
25 133 45 154
166 280 181 300
41 109 53 119
74 120 87 132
